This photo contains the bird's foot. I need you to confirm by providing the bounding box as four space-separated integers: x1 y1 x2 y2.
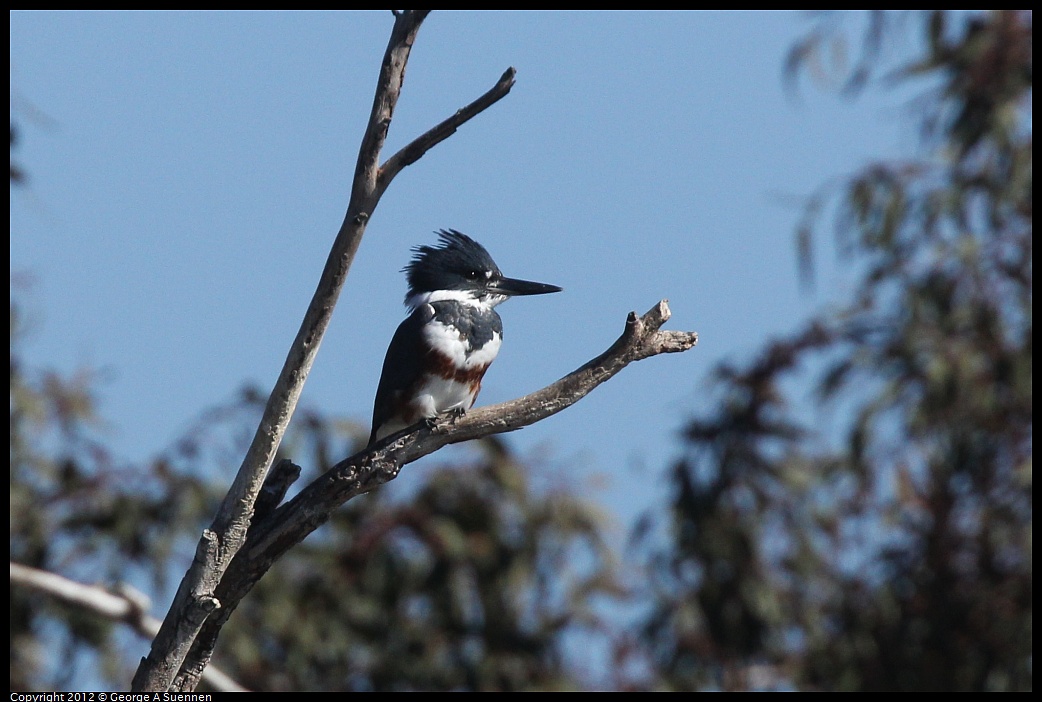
427 408 466 434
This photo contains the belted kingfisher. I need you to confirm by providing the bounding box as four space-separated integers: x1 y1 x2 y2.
368 230 562 446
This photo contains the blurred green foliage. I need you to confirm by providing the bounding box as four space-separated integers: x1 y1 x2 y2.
635 10 1031 691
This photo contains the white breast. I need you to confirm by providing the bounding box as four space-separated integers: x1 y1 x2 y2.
411 376 479 417
422 316 502 370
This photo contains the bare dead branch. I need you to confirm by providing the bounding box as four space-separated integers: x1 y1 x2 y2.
352 10 432 209
132 9 694 692
376 67 517 200
10 563 248 692
254 458 302 522
133 10 519 692
172 301 697 674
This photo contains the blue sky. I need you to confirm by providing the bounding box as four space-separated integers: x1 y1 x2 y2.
10 11 912 558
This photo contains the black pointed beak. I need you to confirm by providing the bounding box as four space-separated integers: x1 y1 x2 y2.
489 276 562 297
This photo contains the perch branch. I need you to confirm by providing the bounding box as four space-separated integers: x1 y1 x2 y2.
175 301 697 670
135 10 518 692
132 9 424 692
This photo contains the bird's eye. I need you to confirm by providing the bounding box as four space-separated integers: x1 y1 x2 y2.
466 270 480 279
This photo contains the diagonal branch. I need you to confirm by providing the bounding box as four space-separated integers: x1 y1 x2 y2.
176 301 697 668
10 563 248 692
134 11 520 693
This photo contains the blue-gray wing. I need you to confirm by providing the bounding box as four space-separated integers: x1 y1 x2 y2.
368 304 435 445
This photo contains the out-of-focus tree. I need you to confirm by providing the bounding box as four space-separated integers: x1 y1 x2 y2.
10 296 230 690
635 10 1031 691
11 127 217 690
